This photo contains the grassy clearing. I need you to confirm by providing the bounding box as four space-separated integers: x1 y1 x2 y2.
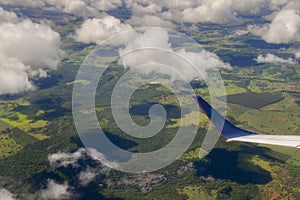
0 112 32 127
167 111 204 128
36 110 45 117
0 134 22 158
0 99 30 116
27 133 49 140
66 79 90 86
19 120 47 132
179 147 208 161
99 118 110 127
224 80 247 95
19 120 49 141
238 153 271 172
179 186 216 200
0 103 14 117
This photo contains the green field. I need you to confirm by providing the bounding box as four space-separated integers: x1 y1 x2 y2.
259 144 300 166
10 128 37 146
0 120 11 131
238 109 299 135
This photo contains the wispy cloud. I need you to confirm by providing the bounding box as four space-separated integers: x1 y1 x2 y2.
39 180 72 200
256 53 296 64
48 148 87 168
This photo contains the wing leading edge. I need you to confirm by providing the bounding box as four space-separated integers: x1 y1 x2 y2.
195 96 300 149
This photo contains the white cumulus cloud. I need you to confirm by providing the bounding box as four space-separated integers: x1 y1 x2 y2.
73 15 135 45
181 0 238 24
0 13 62 95
249 9 300 44
0 20 62 69
119 29 230 82
0 53 33 94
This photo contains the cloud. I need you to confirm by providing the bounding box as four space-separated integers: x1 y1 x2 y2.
256 53 295 64
48 148 111 187
47 0 122 17
0 188 16 200
249 9 300 44
126 1 162 15
45 0 121 18
157 0 277 24
232 0 269 14
88 0 122 11
124 0 240 25
48 148 87 168
48 147 117 171
119 29 230 82
0 0 45 7
123 1 177 28
0 0 121 17
0 7 19 23
154 0 300 25
0 15 62 95
0 53 33 94
126 15 175 29
40 180 72 200
295 51 300 59
45 0 101 18
158 0 203 9
181 0 238 24
73 15 135 45
78 167 98 186
88 148 120 169
0 20 62 69
283 0 300 10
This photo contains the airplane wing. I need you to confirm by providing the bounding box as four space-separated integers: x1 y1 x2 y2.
195 96 300 149
227 135 300 148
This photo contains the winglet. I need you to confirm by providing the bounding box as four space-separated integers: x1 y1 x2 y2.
195 96 300 148
195 96 256 139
